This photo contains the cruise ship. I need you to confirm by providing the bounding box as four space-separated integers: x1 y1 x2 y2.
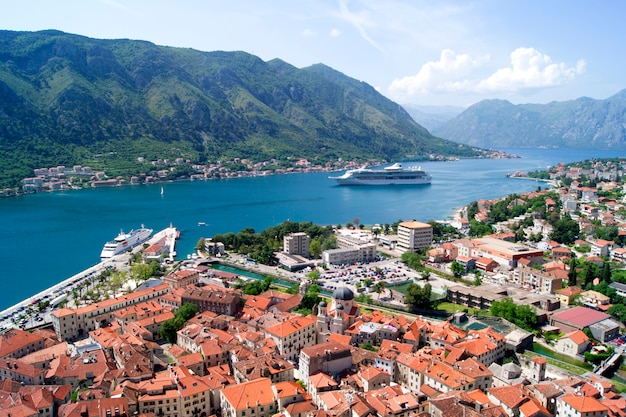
100 227 153 259
329 163 432 186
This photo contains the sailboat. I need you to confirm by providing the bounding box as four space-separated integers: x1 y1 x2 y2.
160 186 164 196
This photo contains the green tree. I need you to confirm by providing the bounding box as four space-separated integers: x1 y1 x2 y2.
451 261 465 278
176 302 199 321
473 271 482 286
568 258 578 287
601 262 612 284
306 269 320 282
549 214 579 244
309 239 322 258
491 298 537 331
405 283 432 311
158 302 198 343
608 304 626 323
196 237 206 251
299 285 321 312
582 263 596 288
130 263 152 285
373 281 387 299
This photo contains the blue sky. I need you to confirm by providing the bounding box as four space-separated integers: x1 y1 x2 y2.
1 0 623 108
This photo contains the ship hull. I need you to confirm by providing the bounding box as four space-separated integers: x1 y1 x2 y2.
329 163 431 186
100 228 153 259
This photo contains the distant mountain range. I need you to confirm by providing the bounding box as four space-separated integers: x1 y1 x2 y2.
0 30 484 187
431 91 626 149
401 104 464 132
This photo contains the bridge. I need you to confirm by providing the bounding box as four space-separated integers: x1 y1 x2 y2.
594 346 624 375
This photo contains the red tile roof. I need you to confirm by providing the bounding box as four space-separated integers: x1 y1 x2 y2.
551 306 610 327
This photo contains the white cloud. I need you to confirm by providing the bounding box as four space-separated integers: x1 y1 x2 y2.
329 28 342 37
389 47 586 99
335 0 383 52
389 49 488 96
301 29 317 37
476 47 587 92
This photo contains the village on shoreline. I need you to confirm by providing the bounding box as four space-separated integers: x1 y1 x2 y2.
6 148 516 197
2 157 626 417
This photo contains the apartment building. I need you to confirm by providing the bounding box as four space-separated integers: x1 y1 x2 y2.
396 221 433 254
283 232 310 257
265 315 317 362
51 283 170 341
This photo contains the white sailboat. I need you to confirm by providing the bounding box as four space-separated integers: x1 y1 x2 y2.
160 186 164 195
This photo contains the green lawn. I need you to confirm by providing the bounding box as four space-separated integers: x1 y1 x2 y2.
435 301 492 316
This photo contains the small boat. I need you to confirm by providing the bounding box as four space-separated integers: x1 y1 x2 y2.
198 222 207 226
160 186 164 195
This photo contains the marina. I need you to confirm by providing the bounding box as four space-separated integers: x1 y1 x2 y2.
0 225 178 332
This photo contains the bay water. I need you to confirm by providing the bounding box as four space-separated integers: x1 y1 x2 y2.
0 148 622 310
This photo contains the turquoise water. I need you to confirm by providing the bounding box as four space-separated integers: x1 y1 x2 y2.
0 148 623 310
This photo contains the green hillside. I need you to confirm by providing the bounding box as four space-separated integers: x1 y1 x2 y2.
0 30 482 187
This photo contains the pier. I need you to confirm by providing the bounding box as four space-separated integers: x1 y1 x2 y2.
0 225 178 332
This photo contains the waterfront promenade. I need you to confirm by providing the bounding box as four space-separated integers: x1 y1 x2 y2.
0 225 178 332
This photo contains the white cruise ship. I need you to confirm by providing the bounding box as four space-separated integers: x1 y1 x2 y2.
100 227 153 259
329 163 431 186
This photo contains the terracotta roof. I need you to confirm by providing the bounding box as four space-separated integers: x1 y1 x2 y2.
265 315 316 338
562 330 589 345
561 394 609 413
550 306 610 327
0 329 44 359
220 378 276 410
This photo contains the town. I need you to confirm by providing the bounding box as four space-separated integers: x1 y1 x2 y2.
2 158 626 417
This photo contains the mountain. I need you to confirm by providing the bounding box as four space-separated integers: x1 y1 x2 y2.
402 104 464 132
0 30 482 187
432 91 626 149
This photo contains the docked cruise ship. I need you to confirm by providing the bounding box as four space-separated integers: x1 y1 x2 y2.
100 227 153 259
329 163 432 186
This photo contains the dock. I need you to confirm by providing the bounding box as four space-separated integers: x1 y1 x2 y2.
0 225 178 332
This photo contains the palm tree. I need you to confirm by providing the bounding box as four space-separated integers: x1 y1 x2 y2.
373 281 387 299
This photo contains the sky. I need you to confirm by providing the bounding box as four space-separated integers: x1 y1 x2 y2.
1 0 624 108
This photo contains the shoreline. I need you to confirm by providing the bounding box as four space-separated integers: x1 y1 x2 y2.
2 150 520 199
0 226 177 330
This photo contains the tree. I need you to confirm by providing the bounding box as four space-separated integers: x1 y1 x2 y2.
158 302 198 343
608 304 626 323
405 283 432 311
309 239 322 258
582 263 596 288
353 217 360 228
473 271 482 286
131 263 152 285
373 281 387 299
196 237 206 251
177 302 199 321
299 285 321 312
568 258 578 287
491 298 537 331
601 262 612 284
549 214 579 244
451 261 465 278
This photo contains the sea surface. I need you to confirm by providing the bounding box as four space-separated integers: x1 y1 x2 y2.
0 148 623 310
